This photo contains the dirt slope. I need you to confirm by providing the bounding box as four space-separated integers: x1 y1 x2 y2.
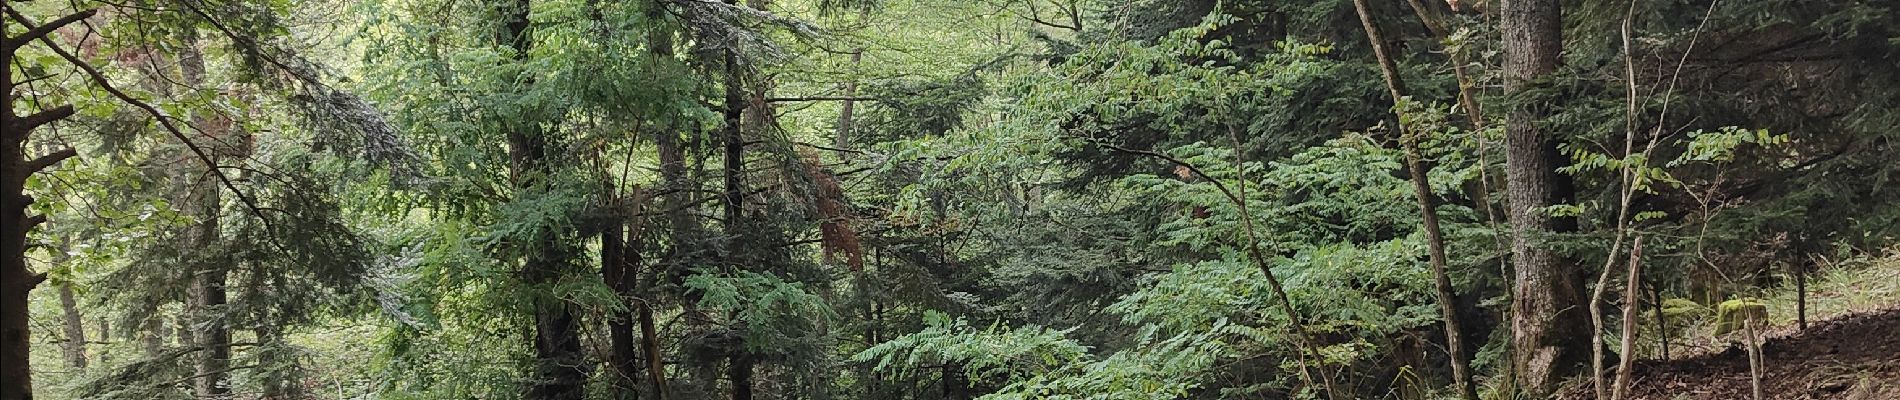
1558 309 1900 400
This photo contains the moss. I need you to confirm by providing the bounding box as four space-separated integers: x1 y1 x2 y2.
1714 299 1769 335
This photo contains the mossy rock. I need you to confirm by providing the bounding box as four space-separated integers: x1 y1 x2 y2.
1648 298 1711 335
1714 299 1768 335
1661 298 1710 321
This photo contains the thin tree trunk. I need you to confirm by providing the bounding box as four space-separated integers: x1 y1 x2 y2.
1500 0 1585 395
175 30 234 399
834 50 862 149
57 281 88 370
1744 313 1763 400
1611 237 1643 400
1795 258 1807 330
602 217 641 398
1344 3 1474 398
720 1 756 397
1650 285 1667 360
638 297 668 399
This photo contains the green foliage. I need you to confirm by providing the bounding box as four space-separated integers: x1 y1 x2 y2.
854 311 1087 383
686 269 838 353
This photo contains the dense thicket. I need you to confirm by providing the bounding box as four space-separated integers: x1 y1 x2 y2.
6 0 1898 399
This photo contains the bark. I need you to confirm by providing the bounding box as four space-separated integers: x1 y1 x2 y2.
638 297 668 399
1650 285 1667 360
1500 0 1586 394
56 282 87 370
1611 238 1643 400
721 50 746 232
187 171 231 400
500 0 587 397
2 11 84 396
834 50 862 149
720 1 753 398
1795 258 1808 330
644 25 681 400
1344 2 1473 398
602 219 641 398
142 316 166 358
727 355 754 400
175 31 234 399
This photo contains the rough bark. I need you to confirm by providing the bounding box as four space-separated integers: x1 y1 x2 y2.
1344 2 1474 398
727 355 754 400
638 297 668 399
3 12 63 398
1500 0 1586 394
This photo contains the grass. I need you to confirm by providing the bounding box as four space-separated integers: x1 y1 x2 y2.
1633 248 1900 359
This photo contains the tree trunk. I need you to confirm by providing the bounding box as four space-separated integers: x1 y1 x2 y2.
188 180 230 400
720 1 753 398
176 31 234 399
1500 0 1585 394
500 0 587 397
602 218 641 398
1611 237 1643 400
638 297 668 399
0 146 36 398
834 50 862 149
727 355 754 400
3 10 92 396
1344 3 1474 398
56 281 87 370
142 316 166 358
721 50 746 234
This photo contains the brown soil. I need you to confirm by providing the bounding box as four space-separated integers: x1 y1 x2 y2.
1558 309 1900 400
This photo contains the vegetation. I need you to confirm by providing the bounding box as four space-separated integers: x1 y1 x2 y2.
5 0 1899 399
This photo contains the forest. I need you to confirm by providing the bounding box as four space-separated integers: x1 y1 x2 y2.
5 0 1900 399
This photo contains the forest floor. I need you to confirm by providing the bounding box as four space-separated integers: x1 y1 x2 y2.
1557 253 1900 400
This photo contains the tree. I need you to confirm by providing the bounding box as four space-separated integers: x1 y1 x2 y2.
1345 0 1475 397
3 9 100 398
1499 0 1587 394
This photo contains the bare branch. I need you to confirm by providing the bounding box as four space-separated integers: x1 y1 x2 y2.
27 272 48 290
13 105 76 134
26 148 79 174
767 96 878 103
3 9 97 49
